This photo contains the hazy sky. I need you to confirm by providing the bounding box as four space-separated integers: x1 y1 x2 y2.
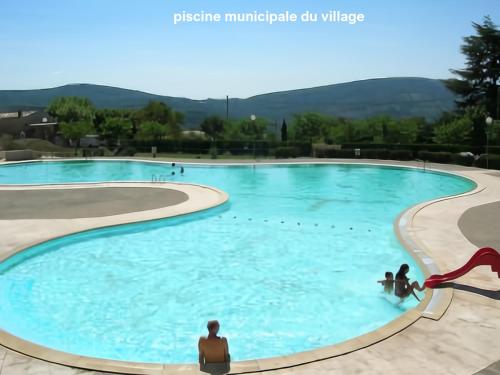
0 0 499 99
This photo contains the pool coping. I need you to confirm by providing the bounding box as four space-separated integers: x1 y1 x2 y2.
394 179 485 321
0 158 484 374
0 181 229 262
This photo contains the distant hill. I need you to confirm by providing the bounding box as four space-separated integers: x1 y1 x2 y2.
0 78 456 127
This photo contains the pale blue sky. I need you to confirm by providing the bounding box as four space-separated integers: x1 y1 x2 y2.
0 0 499 99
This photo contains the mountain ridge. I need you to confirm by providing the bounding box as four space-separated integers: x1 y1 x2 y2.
0 77 456 127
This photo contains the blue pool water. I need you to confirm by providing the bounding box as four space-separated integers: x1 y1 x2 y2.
0 161 474 363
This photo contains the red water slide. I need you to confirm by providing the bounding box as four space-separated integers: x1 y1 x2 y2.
424 247 500 288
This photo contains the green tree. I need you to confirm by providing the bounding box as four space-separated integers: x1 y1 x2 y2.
137 101 172 124
363 117 385 143
384 117 422 144
281 119 288 142
292 113 325 142
59 121 94 155
433 117 473 144
350 119 372 142
220 117 269 141
446 16 500 146
136 121 167 141
321 117 354 144
219 120 238 140
239 118 268 140
47 97 95 123
324 125 348 144
99 117 133 145
201 115 225 140
135 101 183 139
94 109 135 132
167 111 184 139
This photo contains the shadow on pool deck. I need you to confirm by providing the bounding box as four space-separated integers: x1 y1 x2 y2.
0 187 189 219
475 360 500 375
436 282 500 300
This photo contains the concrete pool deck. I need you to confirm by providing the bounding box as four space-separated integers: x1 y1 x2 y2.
0 158 498 375
459 201 500 250
0 187 189 219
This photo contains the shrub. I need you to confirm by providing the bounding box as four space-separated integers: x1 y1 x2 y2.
83 148 106 157
388 149 413 161
314 147 358 158
475 154 500 170
0 135 15 151
341 143 488 155
128 140 312 157
209 146 218 159
453 153 475 167
275 146 299 159
361 148 392 159
336 149 355 158
288 141 313 157
358 148 412 160
417 151 454 164
490 146 500 155
115 147 136 156
314 145 339 158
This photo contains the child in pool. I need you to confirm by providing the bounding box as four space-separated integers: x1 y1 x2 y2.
378 272 394 294
395 264 425 302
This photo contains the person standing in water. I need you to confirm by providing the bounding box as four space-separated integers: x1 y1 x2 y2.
395 264 425 301
377 272 394 294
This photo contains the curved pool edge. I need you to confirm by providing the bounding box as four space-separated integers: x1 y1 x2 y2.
0 308 424 375
0 158 483 375
394 174 484 321
0 181 230 262
0 181 230 374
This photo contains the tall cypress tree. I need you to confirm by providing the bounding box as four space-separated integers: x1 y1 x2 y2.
281 119 288 142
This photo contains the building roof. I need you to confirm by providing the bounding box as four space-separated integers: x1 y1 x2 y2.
0 111 57 135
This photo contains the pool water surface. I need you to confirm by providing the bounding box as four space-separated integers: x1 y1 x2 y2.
0 161 475 363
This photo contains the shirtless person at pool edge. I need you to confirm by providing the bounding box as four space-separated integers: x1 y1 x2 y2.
198 320 230 370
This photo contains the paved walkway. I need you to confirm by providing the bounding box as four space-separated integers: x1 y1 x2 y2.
0 187 188 219
458 201 500 250
0 159 498 375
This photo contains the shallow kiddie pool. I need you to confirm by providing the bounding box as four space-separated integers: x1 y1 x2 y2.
0 161 474 363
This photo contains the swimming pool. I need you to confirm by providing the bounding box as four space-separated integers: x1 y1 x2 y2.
0 160 475 364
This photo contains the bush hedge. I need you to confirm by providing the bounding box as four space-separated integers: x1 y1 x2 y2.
128 140 312 157
315 147 413 161
360 149 389 159
476 154 500 170
275 146 299 159
388 149 413 161
416 151 454 164
115 147 137 156
341 143 500 155
314 145 338 158
454 153 475 167
314 146 357 158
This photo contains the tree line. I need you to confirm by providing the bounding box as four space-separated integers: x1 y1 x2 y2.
48 16 499 154
47 98 184 152
202 16 500 148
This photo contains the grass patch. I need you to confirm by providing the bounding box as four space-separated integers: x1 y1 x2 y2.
8 138 70 152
